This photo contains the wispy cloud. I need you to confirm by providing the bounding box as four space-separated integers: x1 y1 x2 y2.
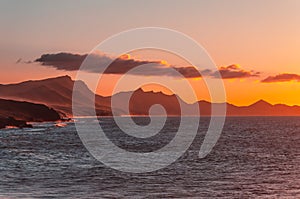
261 73 300 83
15 58 32 64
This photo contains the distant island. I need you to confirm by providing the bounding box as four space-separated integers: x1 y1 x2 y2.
0 75 300 128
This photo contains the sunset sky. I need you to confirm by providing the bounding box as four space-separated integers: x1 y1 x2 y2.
1 0 300 106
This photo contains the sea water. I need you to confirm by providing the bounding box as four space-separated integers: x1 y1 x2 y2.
0 117 299 198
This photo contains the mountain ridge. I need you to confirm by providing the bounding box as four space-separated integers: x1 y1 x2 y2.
1 75 300 116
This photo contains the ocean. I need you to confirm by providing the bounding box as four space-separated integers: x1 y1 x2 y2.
0 117 299 198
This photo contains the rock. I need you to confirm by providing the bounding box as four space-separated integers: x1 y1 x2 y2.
0 117 33 129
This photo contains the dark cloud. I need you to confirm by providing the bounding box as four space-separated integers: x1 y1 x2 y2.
35 53 87 71
261 73 300 83
35 53 260 80
34 52 202 78
201 69 213 76
174 66 202 78
211 64 260 79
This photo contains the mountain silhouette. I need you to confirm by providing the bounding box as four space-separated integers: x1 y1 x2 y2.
0 98 61 121
0 98 62 128
0 76 111 116
1 75 300 116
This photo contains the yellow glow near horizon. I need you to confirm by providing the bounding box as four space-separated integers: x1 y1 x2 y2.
120 54 131 60
159 60 170 66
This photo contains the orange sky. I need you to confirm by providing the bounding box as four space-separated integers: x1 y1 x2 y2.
1 45 300 106
1 1 300 106
90 49 300 106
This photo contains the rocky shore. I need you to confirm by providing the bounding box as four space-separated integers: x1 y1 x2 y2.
0 117 33 129
0 98 63 129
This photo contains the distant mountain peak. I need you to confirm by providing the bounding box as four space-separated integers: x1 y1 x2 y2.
135 88 145 93
56 75 72 79
2 75 300 116
251 99 272 107
45 75 73 82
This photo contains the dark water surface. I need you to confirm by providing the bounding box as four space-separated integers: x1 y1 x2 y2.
0 117 299 198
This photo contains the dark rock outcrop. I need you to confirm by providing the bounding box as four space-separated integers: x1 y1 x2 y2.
0 98 61 127
0 117 33 129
